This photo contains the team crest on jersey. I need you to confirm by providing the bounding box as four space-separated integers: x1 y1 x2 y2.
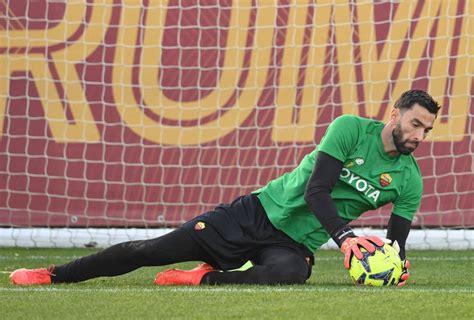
194 222 206 231
355 158 365 165
380 173 392 187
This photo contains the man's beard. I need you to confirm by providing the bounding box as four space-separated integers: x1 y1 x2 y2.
392 123 419 155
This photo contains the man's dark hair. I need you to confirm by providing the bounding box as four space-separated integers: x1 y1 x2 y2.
394 89 441 115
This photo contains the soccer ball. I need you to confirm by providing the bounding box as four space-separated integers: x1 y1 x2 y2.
349 243 403 286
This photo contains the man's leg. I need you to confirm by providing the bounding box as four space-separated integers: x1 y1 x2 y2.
201 246 311 285
11 228 210 284
52 228 210 283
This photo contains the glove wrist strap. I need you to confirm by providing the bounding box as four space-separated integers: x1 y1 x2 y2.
332 226 356 247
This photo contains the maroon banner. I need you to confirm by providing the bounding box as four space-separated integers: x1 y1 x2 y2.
0 1 472 228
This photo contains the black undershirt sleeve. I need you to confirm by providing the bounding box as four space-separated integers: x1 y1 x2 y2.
386 214 411 260
304 151 355 247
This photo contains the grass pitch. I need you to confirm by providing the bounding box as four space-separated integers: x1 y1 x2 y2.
0 248 472 319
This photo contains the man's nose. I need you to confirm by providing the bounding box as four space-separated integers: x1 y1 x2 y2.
414 129 425 141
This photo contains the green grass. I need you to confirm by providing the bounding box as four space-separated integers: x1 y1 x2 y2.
1 248 473 319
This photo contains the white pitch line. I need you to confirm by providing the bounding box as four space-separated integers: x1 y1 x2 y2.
410 256 474 261
0 287 472 294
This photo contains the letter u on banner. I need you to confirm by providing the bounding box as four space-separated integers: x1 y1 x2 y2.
113 0 277 145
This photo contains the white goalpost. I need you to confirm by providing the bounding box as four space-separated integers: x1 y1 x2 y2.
0 1 473 249
0 228 472 250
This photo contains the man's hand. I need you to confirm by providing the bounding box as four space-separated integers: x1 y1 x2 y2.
341 236 385 269
392 240 410 286
397 259 410 286
340 236 386 269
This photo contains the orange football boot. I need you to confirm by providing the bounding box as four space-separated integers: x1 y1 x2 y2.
10 266 54 285
154 263 215 286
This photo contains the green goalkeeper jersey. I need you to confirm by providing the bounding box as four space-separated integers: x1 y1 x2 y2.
255 114 423 252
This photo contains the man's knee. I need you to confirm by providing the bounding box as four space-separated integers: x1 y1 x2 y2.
268 260 309 284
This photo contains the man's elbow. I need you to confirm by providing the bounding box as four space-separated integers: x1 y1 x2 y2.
304 185 327 205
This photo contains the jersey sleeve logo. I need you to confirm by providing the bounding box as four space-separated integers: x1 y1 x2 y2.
345 158 364 168
194 222 206 230
380 173 393 187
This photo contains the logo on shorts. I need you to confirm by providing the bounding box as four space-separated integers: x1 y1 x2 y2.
380 173 392 187
194 221 206 231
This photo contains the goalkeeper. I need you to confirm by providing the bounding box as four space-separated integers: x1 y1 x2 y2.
10 89 439 287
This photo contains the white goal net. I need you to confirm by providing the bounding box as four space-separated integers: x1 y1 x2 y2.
0 0 472 249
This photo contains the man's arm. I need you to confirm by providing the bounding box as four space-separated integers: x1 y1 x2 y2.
386 214 411 260
388 168 421 286
304 151 385 269
387 214 412 286
303 151 351 242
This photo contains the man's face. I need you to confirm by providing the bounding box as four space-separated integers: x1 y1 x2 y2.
392 103 436 155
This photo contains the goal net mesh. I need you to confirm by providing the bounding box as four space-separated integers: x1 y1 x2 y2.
0 0 472 248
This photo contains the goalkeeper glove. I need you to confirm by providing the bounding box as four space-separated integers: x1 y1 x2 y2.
340 235 386 269
391 240 410 286
397 260 410 286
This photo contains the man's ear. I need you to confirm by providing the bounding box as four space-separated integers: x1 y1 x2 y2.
390 108 400 123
